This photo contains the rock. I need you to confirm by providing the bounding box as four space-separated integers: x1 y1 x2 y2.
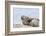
21 15 39 27
29 19 39 27
21 16 32 25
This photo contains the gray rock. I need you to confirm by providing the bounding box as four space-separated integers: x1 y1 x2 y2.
29 19 39 27
21 15 39 27
21 16 32 25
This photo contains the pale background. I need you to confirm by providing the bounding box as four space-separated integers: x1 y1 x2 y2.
13 8 39 24
0 0 46 36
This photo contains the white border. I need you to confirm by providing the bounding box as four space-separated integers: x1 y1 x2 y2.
10 5 42 32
